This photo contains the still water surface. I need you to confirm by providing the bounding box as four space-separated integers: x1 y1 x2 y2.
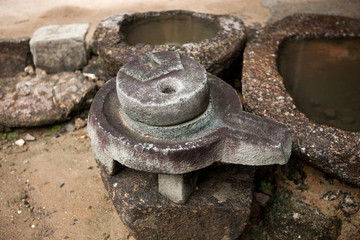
122 15 218 46
278 38 360 132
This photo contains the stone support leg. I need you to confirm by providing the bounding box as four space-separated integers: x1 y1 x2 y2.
158 172 198 204
92 146 123 175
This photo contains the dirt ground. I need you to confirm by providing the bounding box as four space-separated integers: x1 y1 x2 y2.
0 122 131 239
0 0 270 44
1 0 360 240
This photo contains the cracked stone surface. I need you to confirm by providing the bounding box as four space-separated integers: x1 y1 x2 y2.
92 10 246 77
0 72 96 128
242 14 360 186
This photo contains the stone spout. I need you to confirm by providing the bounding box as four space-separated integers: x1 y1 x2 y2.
220 111 291 166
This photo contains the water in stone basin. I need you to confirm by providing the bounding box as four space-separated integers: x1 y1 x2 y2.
278 38 360 132
122 15 218 46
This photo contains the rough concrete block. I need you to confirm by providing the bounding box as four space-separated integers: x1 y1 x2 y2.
30 24 89 73
0 37 32 78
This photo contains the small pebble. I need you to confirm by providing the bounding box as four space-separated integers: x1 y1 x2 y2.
60 183 65 188
24 65 35 75
254 192 271 207
25 133 35 141
15 139 25 146
340 193 359 215
83 72 97 80
96 80 105 88
35 68 46 76
24 200 29 205
88 206 92 210
322 189 342 201
31 224 36 229
75 118 87 130
17 210 22 214
54 133 60 138
64 122 75 132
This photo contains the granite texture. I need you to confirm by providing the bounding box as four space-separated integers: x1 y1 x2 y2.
92 10 246 77
241 14 360 186
101 165 256 240
0 72 95 127
30 24 89 73
0 37 32 78
264 191 341 240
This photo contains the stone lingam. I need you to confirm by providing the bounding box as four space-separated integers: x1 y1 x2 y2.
242 14 360 186
92 10 246 78
88 51 291 239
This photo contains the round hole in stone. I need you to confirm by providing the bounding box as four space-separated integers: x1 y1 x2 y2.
121 14 219 46
160 85 177 94
278 37 360 132
158 80 181 95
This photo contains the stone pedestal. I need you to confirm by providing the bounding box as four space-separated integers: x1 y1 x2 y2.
30 24 89 73
101 165 256 240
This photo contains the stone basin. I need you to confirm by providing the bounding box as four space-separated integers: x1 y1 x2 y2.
242 14 360 186
92 10 246 77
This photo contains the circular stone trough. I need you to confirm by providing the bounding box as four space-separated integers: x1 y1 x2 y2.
242 14 360 186
92 10 246 77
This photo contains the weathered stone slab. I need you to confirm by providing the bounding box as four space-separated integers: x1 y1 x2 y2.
0 72 95 128
30 24 89 73
264 156 360 240
101 165 256 240
0 37 32 78
264 191 341 240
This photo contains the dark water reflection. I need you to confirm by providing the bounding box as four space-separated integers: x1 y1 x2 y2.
278 38 360 132
122 15 218 46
